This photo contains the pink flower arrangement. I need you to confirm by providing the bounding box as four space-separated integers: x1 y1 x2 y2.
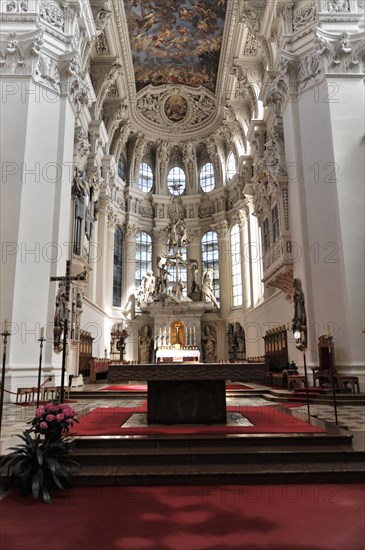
30 403 78 435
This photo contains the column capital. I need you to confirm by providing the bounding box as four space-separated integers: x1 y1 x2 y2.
212 220 229 239
124 223 139 240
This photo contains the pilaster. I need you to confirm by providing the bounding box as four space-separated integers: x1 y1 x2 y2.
212 220 231 320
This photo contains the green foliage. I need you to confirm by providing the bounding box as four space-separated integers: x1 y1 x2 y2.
0 430 79 504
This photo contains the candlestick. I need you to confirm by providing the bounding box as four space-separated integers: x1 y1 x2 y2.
36 330 45 408
0 324 11 440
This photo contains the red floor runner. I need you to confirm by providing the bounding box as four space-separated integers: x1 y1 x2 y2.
101 384 147 391
69 405 325 436
1 484 364 550
101 383 253 391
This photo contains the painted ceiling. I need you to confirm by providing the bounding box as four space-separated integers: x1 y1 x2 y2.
124 0 227 93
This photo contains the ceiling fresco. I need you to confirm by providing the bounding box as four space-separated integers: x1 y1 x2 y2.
124 0 227 93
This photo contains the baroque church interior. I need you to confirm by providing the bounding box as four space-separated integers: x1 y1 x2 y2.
0 1 364 548
1 0 364 388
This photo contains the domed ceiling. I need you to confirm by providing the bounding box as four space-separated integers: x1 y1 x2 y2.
95 0 265 143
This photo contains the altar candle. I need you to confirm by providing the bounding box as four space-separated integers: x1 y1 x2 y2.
193 326 196 346
40 326 44 339
3 318 9 333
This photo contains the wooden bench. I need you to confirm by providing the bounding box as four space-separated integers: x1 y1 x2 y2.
16 386 70 404
16 387 37 404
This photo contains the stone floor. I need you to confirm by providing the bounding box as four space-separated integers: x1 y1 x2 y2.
0 382 364 456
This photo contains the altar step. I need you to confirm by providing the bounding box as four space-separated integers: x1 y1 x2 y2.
69 391 147 400
288 390 365 406
69 429 365 486
71 462 365 487
68 388 266 400
314 394 365 405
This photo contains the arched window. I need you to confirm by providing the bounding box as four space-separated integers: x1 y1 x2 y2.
135 231 152 296
167 166 186 196
201 231 220 304
200 162 215 192
231 224 243 307
271 204 280 243
113 226 123 307
262 218 270 253
226 152 236 181
138 162 153 193
118 157 126 179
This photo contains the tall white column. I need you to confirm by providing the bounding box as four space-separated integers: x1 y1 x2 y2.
279 56 358 367
0 0 96 396
1 78 76 391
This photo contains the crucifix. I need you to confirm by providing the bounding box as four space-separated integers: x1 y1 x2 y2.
50 260 87 403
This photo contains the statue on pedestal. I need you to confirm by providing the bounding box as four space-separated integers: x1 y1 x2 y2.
201 270 218 308
54 282 67 353
202 324 216 362
189 260 200 294
137 270 155 306
139 325 154 363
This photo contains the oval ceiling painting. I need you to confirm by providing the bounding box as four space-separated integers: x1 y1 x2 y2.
164 95 188 122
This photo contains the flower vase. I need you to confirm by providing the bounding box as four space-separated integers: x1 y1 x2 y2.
45 425 63 443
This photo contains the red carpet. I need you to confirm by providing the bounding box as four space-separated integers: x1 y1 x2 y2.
69 405 326 436
101 384 147 391
1 484 364 550
101 383 253 392
226 384 253 390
